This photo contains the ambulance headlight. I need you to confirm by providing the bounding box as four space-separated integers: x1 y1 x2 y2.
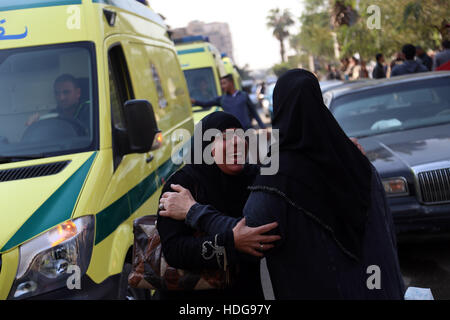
9 216 95 300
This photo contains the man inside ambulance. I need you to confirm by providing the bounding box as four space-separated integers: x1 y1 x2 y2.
26 74 90 133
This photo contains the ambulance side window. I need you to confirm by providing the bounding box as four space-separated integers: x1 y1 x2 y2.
109 64 125 130
108 45 135 168
150 64 167 109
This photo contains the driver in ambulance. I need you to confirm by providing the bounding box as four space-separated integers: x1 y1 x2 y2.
26 74 90 133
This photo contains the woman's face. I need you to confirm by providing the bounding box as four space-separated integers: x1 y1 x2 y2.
212 128 247 175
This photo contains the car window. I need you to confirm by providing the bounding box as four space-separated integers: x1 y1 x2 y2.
0 42 97 158
330 77 450 138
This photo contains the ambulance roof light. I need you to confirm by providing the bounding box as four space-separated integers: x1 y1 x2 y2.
174 36 210 45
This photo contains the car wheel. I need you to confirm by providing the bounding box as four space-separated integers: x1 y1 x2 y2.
118 262 152 300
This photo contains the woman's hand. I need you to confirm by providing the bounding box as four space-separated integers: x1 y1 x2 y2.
159 184 197 221
232 218 281 257
26 113 40 126
350 137 366 155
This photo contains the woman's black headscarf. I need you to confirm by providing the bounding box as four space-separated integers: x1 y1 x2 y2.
183 112 254 217
253 69 373 260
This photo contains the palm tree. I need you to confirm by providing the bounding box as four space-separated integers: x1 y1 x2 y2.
329 0 359 59
267 8 295 63
330 0 358 29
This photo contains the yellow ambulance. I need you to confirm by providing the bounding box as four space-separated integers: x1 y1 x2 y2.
222 54 242 91
0 0 193 300
175 36 226 123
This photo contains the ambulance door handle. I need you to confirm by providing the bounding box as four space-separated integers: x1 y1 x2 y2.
146 154 154 163
172 135 184 143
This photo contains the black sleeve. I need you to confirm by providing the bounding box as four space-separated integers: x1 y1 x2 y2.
186 203 241 234
244 191 287 249
156 170 237 269
372 67 379 79
184 203 261 264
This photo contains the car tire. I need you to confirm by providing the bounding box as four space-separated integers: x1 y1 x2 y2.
118 262 152 300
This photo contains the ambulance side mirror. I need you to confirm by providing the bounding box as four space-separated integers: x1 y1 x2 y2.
123 100 160 154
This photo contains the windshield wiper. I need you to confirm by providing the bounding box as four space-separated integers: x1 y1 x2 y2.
0 154 47 164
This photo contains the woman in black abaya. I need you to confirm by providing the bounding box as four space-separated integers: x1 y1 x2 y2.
161 69 406 299
242 69 406 299
156 111 279 300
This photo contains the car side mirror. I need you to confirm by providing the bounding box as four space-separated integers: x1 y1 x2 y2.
123 99 161 154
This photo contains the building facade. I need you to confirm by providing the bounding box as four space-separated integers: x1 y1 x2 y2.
172 20 234 60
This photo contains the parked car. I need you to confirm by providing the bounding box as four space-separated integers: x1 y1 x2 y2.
261 82 276 119
324 71 450 234
320 80 344 93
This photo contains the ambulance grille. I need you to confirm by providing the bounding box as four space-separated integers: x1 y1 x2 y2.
0 161 70 183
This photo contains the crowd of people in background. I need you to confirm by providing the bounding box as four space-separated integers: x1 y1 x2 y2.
325 40 450 81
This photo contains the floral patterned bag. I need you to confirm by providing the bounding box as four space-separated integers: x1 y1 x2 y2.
128 215 232 291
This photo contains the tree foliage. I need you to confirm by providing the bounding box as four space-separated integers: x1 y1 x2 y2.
267 8 295 63
287 0 450 65
272 62 292 78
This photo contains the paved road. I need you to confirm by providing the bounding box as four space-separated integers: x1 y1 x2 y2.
259 234 450 300
398 234 450 300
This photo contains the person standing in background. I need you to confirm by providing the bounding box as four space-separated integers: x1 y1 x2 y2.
388 52 404 77
372 54 387 79
326 64 342 80
192 74 266 131
340 57 350 80
433 40 450 71
391 44 428 77
416 46 433 71
360 61 369 79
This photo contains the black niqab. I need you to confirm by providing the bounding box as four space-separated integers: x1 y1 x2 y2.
183 112 253 217
254 69 373 260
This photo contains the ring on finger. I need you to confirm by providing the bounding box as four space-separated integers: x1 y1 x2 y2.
260 243 264 250
159 202 165 210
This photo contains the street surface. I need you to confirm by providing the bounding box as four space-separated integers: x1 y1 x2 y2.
399 234 450 300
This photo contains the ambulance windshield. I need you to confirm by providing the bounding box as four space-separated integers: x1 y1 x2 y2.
0 42 97 162
183 67 218 103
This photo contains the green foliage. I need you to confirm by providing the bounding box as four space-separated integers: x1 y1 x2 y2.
267 8 295 62
287 0 449 64
401 0 450 42
291 10 335 59
272 62 292 77
403 1 422 22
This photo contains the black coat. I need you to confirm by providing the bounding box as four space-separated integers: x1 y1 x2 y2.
156 168 264 300
372 63 387 79
418 53 433 71
246 166 405 299
185 167 406 300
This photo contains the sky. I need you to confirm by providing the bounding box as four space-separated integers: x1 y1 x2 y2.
150 0 304 71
